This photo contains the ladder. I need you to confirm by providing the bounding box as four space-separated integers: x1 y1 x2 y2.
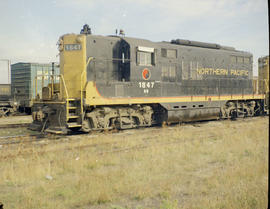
66 98 82 128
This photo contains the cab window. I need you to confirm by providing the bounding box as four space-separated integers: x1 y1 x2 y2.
137 46 155 66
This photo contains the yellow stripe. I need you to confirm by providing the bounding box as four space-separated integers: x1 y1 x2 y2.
33 101 66 104
85 82 265 106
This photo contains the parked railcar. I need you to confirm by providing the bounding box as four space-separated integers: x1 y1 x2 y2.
258 55 269 109
11 62 59 113
30 25 268 134
258 56 269 94
0 84 17 117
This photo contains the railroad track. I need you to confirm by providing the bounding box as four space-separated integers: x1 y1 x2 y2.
0 123 31 128
0 122 44 145
0 116 266 146
0 127 198 160
0 115 267 162
0 134 46 145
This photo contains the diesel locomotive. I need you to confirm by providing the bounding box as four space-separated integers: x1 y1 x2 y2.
30 25 269 134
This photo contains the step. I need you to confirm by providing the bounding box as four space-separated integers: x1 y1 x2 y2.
67 122 82 128
46 129 65 134
67 106 77 110
45 127 68 134
66 98 76 101
67 115 80 119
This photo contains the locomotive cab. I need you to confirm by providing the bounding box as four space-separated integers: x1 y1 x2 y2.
30 33 88 133
31 31 134 133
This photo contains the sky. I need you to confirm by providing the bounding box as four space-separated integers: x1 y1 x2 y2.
0 0 268 83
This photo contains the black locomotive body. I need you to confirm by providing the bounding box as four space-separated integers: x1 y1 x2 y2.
85 35 259 123
89 36 253 98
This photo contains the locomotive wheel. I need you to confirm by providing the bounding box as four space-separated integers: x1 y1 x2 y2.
0 108 9 117
0 110 5 117
84 105 153 132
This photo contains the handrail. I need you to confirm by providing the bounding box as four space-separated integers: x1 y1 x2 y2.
59 74 69 99
80 57 94 119
33 74 69 100
264 79 269 93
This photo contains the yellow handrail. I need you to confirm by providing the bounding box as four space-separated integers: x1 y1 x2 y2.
59 74 69 99
80 57 94 119
264 79 269 93
33 75 69 100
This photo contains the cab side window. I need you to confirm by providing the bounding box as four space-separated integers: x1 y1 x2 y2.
137 46 155 66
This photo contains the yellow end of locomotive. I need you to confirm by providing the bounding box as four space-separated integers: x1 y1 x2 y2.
59 34 87 99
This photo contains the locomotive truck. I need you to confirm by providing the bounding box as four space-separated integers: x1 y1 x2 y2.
30 25 268 134
0 84 17 117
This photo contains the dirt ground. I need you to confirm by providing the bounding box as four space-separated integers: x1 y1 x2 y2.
0 116 268 209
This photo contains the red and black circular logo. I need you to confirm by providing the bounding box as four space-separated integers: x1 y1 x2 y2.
142 68 151 80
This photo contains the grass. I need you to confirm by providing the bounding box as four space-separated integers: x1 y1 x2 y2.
0 116 268 209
